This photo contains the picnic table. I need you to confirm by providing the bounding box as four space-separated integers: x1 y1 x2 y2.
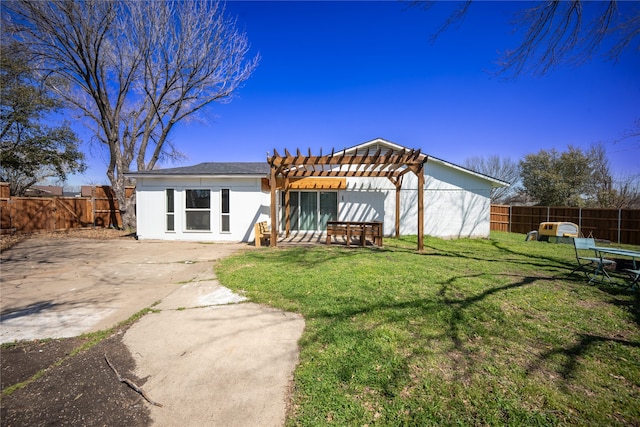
590 245 640 288
326 221 383 247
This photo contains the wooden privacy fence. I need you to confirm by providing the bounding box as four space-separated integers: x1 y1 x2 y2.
491 205 640 245
0 186 134 234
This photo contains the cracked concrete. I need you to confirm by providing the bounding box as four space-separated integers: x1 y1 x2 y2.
1 237 305 426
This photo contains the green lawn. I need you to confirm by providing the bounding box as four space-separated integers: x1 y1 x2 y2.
216 232 640 426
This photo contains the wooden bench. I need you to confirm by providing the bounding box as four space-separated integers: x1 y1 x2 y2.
254 221 270 247
326 221 382 247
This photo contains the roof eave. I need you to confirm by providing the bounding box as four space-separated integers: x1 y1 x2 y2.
124 173 267 179
341 137 407 154
426 156 510 188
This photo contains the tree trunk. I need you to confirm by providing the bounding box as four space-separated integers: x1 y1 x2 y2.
107 154 136 230
110 178 136 230
121 192 136 230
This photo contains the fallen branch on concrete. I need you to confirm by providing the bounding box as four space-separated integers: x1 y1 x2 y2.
104 353 163 407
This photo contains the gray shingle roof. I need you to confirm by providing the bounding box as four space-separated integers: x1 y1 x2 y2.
126 162 270 176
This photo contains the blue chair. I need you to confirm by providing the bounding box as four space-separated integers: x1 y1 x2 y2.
571 237 616 283
625 268 640 289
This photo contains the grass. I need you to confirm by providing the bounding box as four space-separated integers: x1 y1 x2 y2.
216 232 640 426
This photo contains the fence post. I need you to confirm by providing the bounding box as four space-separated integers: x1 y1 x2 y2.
578 208 582 236
618 209 622 244
91 188 96 228
10 198 14 232
508 205 512 233
547 206 550 222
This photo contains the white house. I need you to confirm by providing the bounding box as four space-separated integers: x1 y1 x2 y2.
126 138 508 243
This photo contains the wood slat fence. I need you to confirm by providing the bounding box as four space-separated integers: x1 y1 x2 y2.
0 186 134 234
491 205 640 245
3 185 637 245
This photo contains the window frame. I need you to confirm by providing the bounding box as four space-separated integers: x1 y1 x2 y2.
166 188 175 232
184 188 212 232
220 188 230 233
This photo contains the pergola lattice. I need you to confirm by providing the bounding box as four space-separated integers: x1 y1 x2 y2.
267 147 429 251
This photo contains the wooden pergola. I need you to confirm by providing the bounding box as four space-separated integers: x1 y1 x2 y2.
267 147 429 251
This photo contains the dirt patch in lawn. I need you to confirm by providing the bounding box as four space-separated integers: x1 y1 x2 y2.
1 325 151 427
1 229 149 426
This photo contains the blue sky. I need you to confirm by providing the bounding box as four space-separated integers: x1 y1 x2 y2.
72 0 640 186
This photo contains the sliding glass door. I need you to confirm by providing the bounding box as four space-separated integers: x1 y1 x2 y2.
319 192 338 230
298 192 317 230
281 191 337 231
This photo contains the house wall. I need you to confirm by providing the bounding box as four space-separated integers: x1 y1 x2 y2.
403 161 492 238
134 177 269 242
134 160 493 242
340 160 492 238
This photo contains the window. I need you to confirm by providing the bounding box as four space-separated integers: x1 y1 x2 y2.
185 189 210 231
221 188 230 232
166 189 175 231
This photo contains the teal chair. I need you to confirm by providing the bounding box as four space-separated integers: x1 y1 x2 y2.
625 268 640 289
571 237 616 283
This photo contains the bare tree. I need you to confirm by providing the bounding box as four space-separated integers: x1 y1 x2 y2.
611 175 640 209
616 117 640 152
584 142 616 207
463 155 519 204
411 0 640 77
3 0 259 227
415 1 640 199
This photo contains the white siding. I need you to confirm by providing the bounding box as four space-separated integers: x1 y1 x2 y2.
134 177 270 242
132 153 496 242
339 160 492 239
339 177 394 236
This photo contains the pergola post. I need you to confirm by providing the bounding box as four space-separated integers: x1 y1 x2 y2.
269 170 278 247
394 177 402 237
417 166 424 252
284 176 290 237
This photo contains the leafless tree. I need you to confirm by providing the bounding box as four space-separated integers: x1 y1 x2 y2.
411 0 639 77
414 1 639 202
463 155 520 204
584 143 618 208
3 0 259 227
616 118 640 153
611 175 640 209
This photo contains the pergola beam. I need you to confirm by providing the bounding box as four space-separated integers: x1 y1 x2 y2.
268 153 425 168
